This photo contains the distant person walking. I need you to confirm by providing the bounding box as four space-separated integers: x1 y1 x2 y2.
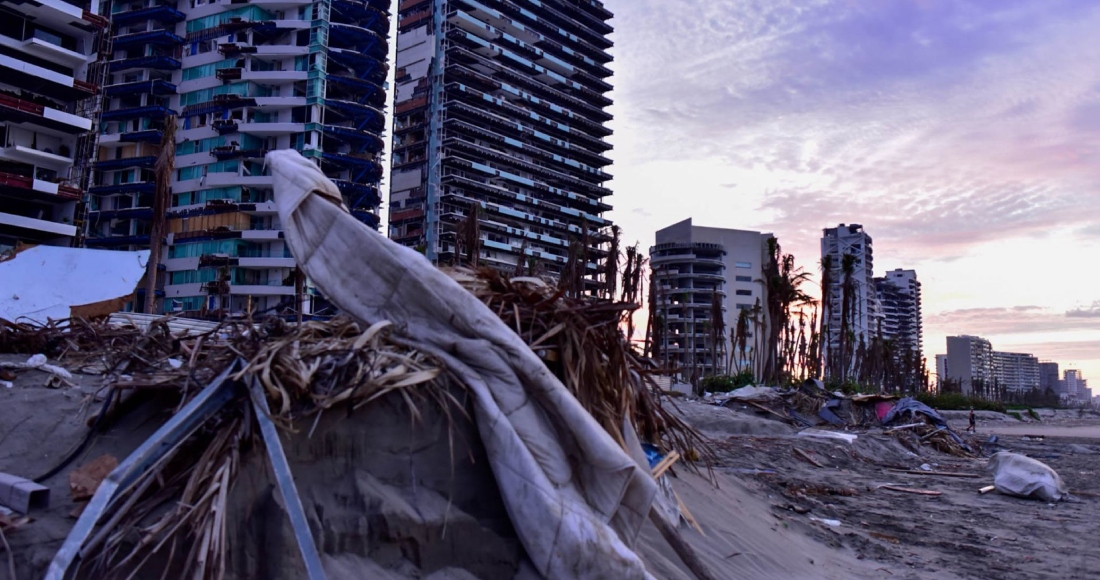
967 408 976 433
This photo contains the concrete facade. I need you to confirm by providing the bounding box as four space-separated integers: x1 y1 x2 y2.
874 268 923 354
945 335 994 396
992 351 1040 393
651 218 773 376
0 0 107 250
88 0 389 316
388 0 615 286
821 223 880 352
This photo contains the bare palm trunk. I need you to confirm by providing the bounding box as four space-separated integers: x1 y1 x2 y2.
144 116 176 314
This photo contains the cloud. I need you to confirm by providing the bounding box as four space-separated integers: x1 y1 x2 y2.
1000 341 1100 363
925 306 1100 336
1067 301 1100 318
606 0 1100 261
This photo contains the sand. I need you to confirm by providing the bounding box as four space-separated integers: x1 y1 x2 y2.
7 362 1100 579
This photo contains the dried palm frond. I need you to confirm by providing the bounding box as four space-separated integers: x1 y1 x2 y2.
448 267 713 466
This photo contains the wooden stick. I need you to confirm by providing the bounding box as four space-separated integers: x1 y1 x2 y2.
651 451 681 479
920 428 946 441
891 469 982 479
673 489 704 536
794 448 825 468
746 400 789 421
878 485 942 496
648 509 719 580
979 485 996 494
884 423 925 434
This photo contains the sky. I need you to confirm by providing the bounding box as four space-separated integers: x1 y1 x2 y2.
378 0 1100 384
592 0 1100 384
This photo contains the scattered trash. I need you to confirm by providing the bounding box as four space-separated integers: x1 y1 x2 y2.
810 516 841 527
0 381 10 389
979 485 996 494
988 452 1066 501
68 454 118 502
919 463 932 471
877 485 942 497
167 358 183 369
797 429 857 444
0 353 73 381
793 447 826 468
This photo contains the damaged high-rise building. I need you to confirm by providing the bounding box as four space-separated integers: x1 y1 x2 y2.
389 0 616 286
0 0 109 250
87 0 389 315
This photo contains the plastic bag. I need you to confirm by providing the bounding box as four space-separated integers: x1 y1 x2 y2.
988 451 1066 501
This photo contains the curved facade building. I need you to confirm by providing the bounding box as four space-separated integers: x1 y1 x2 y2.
89 0 389 316
650 241 727 380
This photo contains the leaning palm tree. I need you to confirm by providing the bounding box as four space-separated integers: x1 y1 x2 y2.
144 116 176 314
818 254 833 380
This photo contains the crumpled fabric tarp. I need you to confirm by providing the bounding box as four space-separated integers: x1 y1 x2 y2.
881 397 949 429
988 451 1066 501
881 397 971 450
266 151 658 579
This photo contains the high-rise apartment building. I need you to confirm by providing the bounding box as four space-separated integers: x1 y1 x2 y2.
945 335 994 396
0 0 108 250
992 351 1040 393
88 0 389 315
874 268 922 354
1038 361 1061 394
821 223 880 351
388 0 615 285
1064 369 1088 401
650 218 773 378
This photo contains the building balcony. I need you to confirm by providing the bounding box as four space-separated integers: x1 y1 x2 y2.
111 4 186 27
89 181 155 195
238 122 306 136
203 173 275 187
328 22 388 58
104 79 178 96
212 119 239 134
331 179 380 208
109 55 182 73
0 92 92 134
0 170 81 200
92 156 157 171
209 145 268 160
0 211 76 238
217 43 258 57
20 36 88 68
0 55 96 101
111 30 185 49
119 129 166 143
0 145 73 171
88 206 154 221
101 105 177 122
321 124 385 153
216 67 242 81
85 233 151 247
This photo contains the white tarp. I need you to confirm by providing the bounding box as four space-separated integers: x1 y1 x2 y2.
0 245 149 323
988 451 1066 501
266 150 658 579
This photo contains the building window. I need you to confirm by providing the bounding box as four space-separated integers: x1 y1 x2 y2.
735 261 752 269
736 289 752 296
735 275 751 282
736 303 752 310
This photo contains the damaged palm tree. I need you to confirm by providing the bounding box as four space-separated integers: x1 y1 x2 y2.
142 117 176 314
